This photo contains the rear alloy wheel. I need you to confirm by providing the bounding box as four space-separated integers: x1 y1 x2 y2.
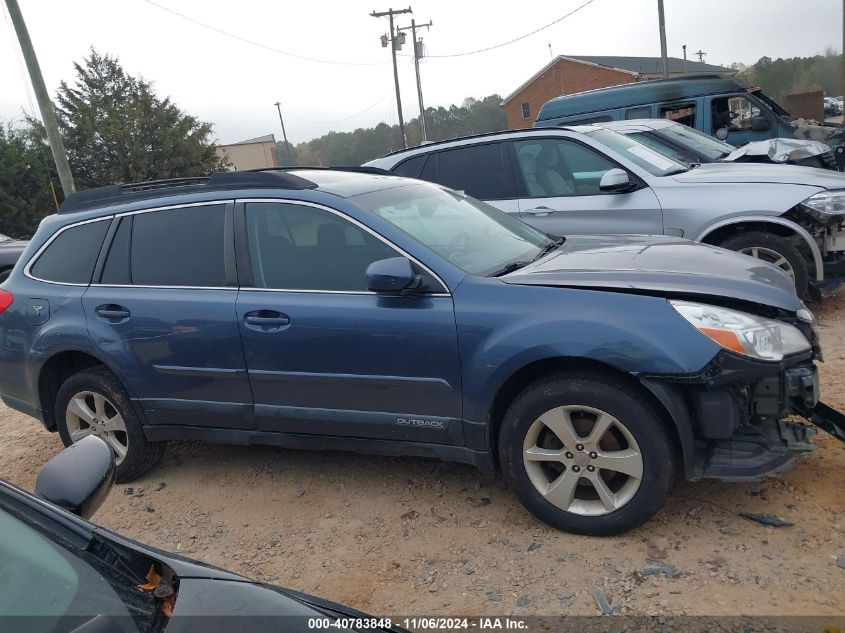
64 390 129 465
719 231 809 298
56 366 166 482
499 372 675 535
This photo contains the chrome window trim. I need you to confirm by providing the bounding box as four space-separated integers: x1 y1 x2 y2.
238 198 452 296
27 198 453 297
24 215 115 286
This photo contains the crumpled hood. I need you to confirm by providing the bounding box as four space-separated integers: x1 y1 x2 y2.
503 234 802 311
722 138 831 163
669 162 845 188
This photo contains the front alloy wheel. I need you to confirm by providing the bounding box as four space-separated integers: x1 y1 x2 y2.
522 405 643 516
499 372 676 535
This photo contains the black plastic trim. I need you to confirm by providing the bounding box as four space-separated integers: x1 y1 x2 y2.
142 425 496 476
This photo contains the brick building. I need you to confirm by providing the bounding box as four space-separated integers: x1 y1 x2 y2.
502 55 733 129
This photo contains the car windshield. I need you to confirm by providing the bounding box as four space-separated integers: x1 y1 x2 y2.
0 505 158 631
653 123 733 161
585 127 689 176
351 183 552 276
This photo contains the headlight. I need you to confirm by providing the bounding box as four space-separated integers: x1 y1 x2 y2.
802 190 845 216
669 300 810 361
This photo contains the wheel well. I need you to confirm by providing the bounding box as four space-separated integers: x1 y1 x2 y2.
487 357 684 472
700 221 799 246
39 351 104 431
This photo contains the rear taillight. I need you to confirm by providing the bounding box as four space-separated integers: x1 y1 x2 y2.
0 290 13 314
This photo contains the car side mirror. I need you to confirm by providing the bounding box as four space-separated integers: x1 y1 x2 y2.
751 116 771 132
599 168 634 193
35 436 116 519
366 257 422 296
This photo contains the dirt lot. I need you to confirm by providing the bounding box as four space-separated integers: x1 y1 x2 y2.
1 296 844 618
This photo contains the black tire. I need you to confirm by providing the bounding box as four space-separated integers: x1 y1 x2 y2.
498 372 676 536
55 366 166 483
0 268 11 283
719 231 809 299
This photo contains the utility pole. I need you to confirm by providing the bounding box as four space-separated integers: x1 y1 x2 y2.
5 0 75 195
657 0 669 79
371 6 412 148
695 49 707 63
399 18 432 142
273 101 292 163
682 44 687 74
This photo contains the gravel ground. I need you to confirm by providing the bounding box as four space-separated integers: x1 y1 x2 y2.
1 294 844 617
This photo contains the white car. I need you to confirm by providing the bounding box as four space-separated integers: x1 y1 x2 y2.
367 125 845 298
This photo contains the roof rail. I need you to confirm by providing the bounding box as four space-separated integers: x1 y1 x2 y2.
59 170 318 214
379 128 537 159
255 165 395 176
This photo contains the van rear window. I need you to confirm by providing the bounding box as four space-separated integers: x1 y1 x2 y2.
30 219 110 285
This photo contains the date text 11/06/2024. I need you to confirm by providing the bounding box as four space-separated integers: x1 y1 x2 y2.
307 617 529 630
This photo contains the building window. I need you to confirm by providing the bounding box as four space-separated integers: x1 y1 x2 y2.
521 102 531 119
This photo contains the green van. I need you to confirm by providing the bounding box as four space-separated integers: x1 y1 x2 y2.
534 75 845 148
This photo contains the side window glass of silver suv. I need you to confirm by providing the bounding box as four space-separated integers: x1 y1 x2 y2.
514 139 617 198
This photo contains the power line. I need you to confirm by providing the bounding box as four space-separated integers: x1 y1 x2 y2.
140 0 389 67
424 0 597 58
283 93 390 125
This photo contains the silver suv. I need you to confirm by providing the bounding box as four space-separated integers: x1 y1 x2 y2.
367 126 845 298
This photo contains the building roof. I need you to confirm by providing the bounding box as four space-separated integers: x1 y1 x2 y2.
568 55 732 76
231 134 276 145
502 55 733 104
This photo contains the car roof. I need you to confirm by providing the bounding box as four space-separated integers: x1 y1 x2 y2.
57 167 411 215
370 126 590 164
535 75 748 123
595 119 676 133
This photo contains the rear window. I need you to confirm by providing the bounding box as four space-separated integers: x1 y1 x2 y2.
30 220 109 284
392 155 426 178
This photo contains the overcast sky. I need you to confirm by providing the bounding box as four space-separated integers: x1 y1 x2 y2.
1 0 841 145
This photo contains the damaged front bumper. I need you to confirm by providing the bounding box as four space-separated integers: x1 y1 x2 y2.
643 352 845 483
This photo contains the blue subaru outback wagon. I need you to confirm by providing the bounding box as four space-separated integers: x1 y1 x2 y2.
0 168 842 535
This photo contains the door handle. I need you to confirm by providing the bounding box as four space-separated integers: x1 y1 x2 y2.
245 311 290 327
524 206 554 215
95 305 130 319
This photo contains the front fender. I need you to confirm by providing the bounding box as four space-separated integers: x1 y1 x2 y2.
454 279 720 427
696 215 824 282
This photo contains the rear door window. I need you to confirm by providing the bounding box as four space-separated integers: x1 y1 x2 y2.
433 143 515 200
100 204 228 287
30 219 110 284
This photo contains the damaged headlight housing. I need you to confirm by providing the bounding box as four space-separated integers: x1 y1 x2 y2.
801 190 845 223
669 300 810 361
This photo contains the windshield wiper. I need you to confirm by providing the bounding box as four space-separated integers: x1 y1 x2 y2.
532 236 566 262
489 261 531 277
